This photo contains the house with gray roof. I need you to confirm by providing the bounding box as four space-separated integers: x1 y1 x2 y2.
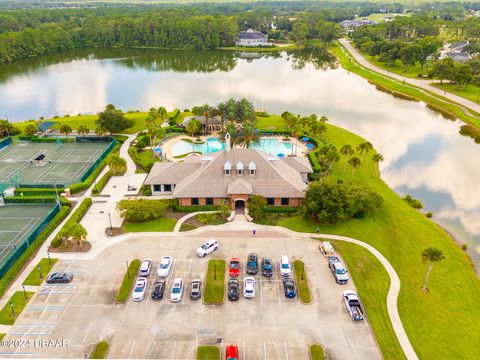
236 28 270 47
144 142 312 209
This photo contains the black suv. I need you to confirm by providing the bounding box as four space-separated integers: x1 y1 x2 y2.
262 257 273 277
228 279 239 301
246 253 258 275
151 280 166 300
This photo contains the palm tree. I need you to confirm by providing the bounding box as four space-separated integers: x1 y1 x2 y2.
95 126 107 136
372 153 384 168
77 125 89 136
194 104 216 135
319 115 329 123
357 141 373 162
217 99 237 132
186 119 201 139
309 121 327 141
235 98 256 123
59 124 72 138
239 121 261 149
107 153 127 175
223 120 238 148
340 144 354 174
421 247 446 292
348 156 361 184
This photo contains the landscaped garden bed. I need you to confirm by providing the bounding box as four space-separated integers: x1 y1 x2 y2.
204 259 225 304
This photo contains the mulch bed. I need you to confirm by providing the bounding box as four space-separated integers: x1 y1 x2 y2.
48 241 92 253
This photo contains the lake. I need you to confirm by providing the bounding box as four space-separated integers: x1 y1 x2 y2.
1 48 479 266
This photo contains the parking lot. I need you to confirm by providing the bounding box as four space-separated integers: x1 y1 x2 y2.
3 231 381 359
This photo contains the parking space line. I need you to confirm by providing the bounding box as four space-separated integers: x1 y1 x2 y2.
243 342 246 360
128 340 136 359
284 341 289 360
171 341 176 359
260 277 263 307
82 322 91 344
146 262 157 305
263 342 267 360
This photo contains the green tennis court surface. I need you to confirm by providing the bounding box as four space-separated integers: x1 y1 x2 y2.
0 139 112 187
0 204 56 273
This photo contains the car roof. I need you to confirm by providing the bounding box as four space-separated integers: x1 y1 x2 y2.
206 239 217 244
281 255 288 262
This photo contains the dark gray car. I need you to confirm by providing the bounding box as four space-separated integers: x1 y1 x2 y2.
46 272 73 284
151 280 166 300
246 253 258 275
228 279 239 301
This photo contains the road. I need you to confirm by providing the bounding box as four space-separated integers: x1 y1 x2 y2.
338 38 480 115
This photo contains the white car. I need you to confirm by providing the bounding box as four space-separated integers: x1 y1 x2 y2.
132 277 147 302
157 256 173 277
170 278 184 302
195 239 219 257
243 277 255 298
280 255 291 277
139 259 152 276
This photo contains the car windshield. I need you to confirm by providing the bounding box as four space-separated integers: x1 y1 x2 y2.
281 263 289 269
134 286 143 292
247 261 256 266
172 287 181 294
230 263 239 269
336 269 347 275
201 244 209 250
264 264 272 269
160 263 169 269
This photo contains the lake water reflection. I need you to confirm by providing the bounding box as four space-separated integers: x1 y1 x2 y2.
1 49 479 265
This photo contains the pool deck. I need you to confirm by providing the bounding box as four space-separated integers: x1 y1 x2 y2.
162 134 309 162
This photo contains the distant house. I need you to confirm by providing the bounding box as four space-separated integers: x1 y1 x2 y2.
438 41 472 62
340 19 376 30
236 29 270 47
182 115 222 133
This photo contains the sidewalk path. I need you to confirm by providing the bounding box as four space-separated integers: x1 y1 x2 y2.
339 38 480 115
173 211 218 232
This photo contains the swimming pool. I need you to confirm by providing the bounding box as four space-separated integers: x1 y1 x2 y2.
170 137 294 157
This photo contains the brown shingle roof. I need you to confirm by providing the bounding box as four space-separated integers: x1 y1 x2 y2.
144 161 202 185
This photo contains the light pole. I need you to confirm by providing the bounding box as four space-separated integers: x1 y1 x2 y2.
108 212 113 232
37 265 43 280
213 261 217 280
47 251 51 265
301 262 305 281
126 260 130 279
10 302 16 318
22 285 28 300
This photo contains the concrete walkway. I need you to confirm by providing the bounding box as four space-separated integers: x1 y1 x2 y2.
339 38 480 115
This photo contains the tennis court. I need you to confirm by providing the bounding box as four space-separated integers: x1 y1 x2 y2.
0 204 58 277
0 138 114 187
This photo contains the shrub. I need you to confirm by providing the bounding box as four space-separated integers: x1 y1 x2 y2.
0 206 70 298
172 204 219 213
264 206 298 214
461 243 468 251
4 196 71 206
426 212 433 218
308 151 321 173
142 185 152 196
128 147 156 172
14 188 64 196
91 171 112 195
115 259 140 303
113 134 128 143
403 195 423 209
117 199 170 222
50 198 92 248
248 195 267 220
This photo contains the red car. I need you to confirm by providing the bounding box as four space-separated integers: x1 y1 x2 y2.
225 345 238 360
229 258 240 277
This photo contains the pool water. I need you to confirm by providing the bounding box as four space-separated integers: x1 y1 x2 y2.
170 137 293 157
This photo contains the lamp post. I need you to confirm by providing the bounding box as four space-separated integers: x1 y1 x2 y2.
108 212 113 232
47 251 51 265
126 260 130 279
301 262 305 281
10 302 15 318
22 285 28 300
37 265 43 280
213 261 217 280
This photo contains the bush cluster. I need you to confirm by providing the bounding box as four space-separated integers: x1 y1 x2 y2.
172 204 220 213
117 199 170 222
14 188 64 196
115 259 140 303
303 181 383 224
50 198 92 248
0 206 71 298
4 195 71 206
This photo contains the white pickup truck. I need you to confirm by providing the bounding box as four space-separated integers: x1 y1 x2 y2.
343 290 364 321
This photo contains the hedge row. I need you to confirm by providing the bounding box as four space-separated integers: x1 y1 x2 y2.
14 188 64 196
50 198 92 248
165 126 186 133
128 147 155 172
307 151 321 173
17 136 75 143
91 171 113 195
264 206 299 213
172 204 220 213
113 134 128 143
0 206 71 298
4 195 71 206
115 259 141 303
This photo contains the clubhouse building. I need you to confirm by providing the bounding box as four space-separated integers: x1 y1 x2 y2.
144 141 312 209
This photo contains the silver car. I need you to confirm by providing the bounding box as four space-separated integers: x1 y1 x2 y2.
190 279 202 300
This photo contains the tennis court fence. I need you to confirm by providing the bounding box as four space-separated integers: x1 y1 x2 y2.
0 136 12 151
0 203 60 278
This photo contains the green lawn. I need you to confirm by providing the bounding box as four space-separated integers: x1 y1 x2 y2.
115 259 140 303
196 345 220 360
256 114 288 132
22 258 58 286
204 259 225 304
0 291 35 325
330 241 405 360
431 83 480 104
331 42 480 128
123 217 177 232
276 122 480 359
293 260 311 304
364 54 427 79
90 341 109 359
310 344 326 360
14 110 181 135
